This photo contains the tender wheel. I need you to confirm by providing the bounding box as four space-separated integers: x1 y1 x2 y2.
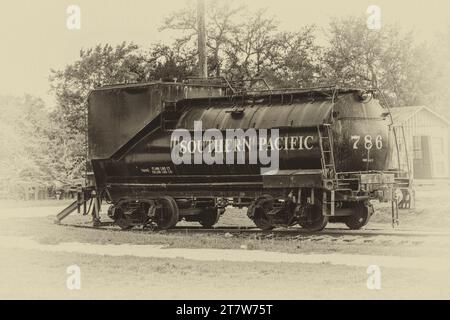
247 195 275 231
343 201 373 230
198 208 220 228
156 196 179 229
108 205 133 230
298 203 328 232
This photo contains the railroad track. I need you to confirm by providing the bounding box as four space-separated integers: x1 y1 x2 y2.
59 220 450 239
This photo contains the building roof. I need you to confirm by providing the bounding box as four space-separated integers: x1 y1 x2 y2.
390 106 450 126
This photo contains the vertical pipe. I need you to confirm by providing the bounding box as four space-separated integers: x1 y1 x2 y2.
322 191 327 216
77 191 81 213
330 190 335 216
91 190 101 227
197 0 207 78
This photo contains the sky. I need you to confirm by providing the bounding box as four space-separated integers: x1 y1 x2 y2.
0 0 449 106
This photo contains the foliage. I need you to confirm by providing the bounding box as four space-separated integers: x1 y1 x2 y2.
427 24 450 118
0 95 52 186
263 27 324 88
160 0 244 77
322 16 438 107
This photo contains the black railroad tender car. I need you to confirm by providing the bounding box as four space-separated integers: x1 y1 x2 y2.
56 78 413 232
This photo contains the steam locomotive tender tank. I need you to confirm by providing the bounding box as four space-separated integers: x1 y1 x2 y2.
77 82 401 231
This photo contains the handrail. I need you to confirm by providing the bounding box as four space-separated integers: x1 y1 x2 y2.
185 76 237 94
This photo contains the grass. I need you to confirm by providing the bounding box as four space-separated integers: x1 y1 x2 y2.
1 246 446 299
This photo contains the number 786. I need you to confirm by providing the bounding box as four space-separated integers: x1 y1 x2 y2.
350 135 383 150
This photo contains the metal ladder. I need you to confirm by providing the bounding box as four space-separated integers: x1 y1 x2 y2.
317 124 336 180
162 101 179 131
318 124 338 217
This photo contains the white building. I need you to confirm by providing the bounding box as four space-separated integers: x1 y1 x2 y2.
390 106 450 179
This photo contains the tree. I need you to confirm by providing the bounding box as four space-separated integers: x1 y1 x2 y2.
161 1 322 88
160 0 243 77
427 24 450 119
145 43 197 80
323 16 436 107
0 95 52 186
222 8 279 80
262 27 323 88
